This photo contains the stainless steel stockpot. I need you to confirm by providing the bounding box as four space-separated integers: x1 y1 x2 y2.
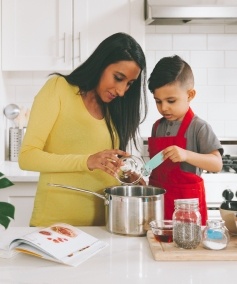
49 184 166 236
104 185 165 236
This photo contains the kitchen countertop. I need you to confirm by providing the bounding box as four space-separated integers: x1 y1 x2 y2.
0 161 39 182
0 226 236 284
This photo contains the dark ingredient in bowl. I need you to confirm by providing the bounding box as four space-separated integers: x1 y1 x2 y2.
153 228 173 243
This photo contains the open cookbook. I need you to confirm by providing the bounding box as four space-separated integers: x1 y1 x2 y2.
0 223 108 267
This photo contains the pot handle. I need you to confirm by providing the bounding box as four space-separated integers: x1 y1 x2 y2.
48 183 106 201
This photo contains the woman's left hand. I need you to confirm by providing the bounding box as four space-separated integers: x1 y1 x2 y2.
87 149 130 176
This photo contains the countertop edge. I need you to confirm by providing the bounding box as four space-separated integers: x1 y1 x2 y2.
0 161 39 182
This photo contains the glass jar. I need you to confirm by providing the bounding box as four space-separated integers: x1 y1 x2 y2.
115 155 151 184
202 220 230 250
172 198 202 249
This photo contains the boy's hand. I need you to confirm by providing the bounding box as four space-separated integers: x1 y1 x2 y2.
163 146 187 163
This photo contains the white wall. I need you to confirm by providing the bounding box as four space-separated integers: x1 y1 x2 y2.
140 24 237 139
2 24 237 159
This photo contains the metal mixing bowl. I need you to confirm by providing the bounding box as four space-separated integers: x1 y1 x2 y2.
220 201 237 235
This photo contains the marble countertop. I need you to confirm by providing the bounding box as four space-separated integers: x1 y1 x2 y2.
0 161 39 182
0 226 235 284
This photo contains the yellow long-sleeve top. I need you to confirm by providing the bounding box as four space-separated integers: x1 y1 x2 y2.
18 76 120 227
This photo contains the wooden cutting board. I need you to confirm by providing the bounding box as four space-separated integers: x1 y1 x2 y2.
147 230 237 261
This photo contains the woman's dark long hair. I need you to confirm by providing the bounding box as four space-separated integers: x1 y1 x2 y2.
53 32 147 151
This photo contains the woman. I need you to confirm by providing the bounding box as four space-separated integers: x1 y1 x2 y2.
19 32 148 227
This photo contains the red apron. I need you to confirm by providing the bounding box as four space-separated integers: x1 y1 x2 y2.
148 108 207 225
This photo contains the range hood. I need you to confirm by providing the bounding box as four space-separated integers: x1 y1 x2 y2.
145 0 237 25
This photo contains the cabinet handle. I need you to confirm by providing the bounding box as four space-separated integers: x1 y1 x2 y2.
63 32 66 63
56 33 66 62
78 32 81 62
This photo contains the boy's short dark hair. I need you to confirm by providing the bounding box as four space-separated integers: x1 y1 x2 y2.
148 55 194 93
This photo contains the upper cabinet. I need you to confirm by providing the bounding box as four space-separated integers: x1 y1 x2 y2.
2 0 75 71
80 0 145 57
1 0 145 71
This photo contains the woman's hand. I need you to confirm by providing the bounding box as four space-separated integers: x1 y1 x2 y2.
87 149 130 176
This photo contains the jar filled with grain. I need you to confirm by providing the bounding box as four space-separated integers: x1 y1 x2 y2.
172 198 202 249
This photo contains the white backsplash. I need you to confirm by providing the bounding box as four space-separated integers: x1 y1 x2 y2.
2 24 237 159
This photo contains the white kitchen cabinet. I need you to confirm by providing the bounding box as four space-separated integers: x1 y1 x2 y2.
1 0 145 71
0 182 37 227
80 0 145 57
1 0 76 71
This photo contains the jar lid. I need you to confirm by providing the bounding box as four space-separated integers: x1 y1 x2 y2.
174 198 199 205
206 219 225 228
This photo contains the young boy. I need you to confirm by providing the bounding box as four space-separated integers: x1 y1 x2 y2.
147 55 223 225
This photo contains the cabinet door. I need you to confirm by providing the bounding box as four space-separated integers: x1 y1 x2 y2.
83 0 130 58
2 0 73 71
75 0 145 64
0 183 37 227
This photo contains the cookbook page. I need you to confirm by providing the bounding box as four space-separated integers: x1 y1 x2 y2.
15 238 108 266
60 239 108 266
10 223 104 260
